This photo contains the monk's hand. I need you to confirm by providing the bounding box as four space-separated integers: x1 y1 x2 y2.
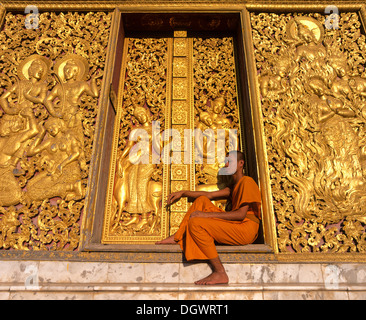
166 191 184 206
189 210 205 219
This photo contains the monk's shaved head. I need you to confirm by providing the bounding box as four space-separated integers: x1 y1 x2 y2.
227 150 245 162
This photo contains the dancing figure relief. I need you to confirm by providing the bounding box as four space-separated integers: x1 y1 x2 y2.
0 109 39 206
195 96 236 210
0 55 52 117
0 10 111 250
26 117 85 201
0 53 100 205
46 55 100 140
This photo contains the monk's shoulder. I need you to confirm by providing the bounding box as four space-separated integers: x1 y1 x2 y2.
241 175 256 185
241 176 260 190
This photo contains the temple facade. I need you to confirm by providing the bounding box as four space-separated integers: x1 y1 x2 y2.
0 0 366 299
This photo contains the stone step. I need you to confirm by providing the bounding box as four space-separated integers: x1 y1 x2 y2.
2 282 365 300
1 260 366 299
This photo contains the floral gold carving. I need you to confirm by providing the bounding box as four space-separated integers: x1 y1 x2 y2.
193 37 240 187
102 37 169 243
0 11 111 250
251 12 366 253
171 164 188 181
172 101 188 125
174 38 188 57
173 57 188 78
173 78 188 100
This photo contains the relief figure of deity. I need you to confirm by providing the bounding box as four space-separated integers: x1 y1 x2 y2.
195 96 231 182
0 109 39 206
266 16 366 224
0 55 57 118
307 78 366 202
195 96 234 182
112 106 162 234
45 54 100 165
195 96 234 208
25 117 84 201
0 54 97 204
0 55 55 206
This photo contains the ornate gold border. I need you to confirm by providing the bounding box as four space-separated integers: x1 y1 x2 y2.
1 0 365 10
163 38 174 240
360 5 366 30
0 5 5 27
2 248 366 263
240 8 279 254
0 247 276 263
100 37 129 243
80 8 122 249
188 38 195 194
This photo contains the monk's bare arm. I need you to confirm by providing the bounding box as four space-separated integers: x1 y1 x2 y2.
190 205 249 221
167 187 230 205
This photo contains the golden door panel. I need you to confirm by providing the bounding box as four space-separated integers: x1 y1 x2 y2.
102 37 172 243
102 32 241 243
193 37 240 211
251 11 366 253
0 11 111 250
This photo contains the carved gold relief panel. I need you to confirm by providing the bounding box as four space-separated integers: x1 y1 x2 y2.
102 37 172 243
251 11 366 253
102 32 241 243
0 11 111 250
193 37 239 192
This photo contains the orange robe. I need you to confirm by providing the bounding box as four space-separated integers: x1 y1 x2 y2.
174 176 261 261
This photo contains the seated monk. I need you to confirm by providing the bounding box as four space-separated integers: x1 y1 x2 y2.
156 150 261 285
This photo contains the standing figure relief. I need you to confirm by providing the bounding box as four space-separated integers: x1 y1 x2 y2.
195 96 235 209
112 105 163 235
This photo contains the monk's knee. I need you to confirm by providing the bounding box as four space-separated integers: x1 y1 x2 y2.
188 218 215 246
188 217 204 233
189 196 212 212
194 195 211 204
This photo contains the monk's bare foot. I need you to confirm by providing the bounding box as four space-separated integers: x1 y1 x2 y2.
155 235 176 245
194 271 229 285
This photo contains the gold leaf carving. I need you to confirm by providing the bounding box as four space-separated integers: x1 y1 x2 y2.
173 78 188 100
103 38 168 240
173 57 188 77
0 11 112 250
171 164 188 181
193 37 240 186
251 11 366 253
174 38 188 57
172 101 188 125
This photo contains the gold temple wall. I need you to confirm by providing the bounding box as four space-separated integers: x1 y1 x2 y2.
0 1 365 263
101 36 173 243
0 9 112 250
249 8 366 254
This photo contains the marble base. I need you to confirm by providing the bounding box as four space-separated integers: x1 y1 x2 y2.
0 260 365 299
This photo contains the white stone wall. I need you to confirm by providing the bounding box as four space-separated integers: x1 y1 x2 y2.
0 260 365 299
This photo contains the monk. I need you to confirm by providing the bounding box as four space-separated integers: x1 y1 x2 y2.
156 150 261 285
